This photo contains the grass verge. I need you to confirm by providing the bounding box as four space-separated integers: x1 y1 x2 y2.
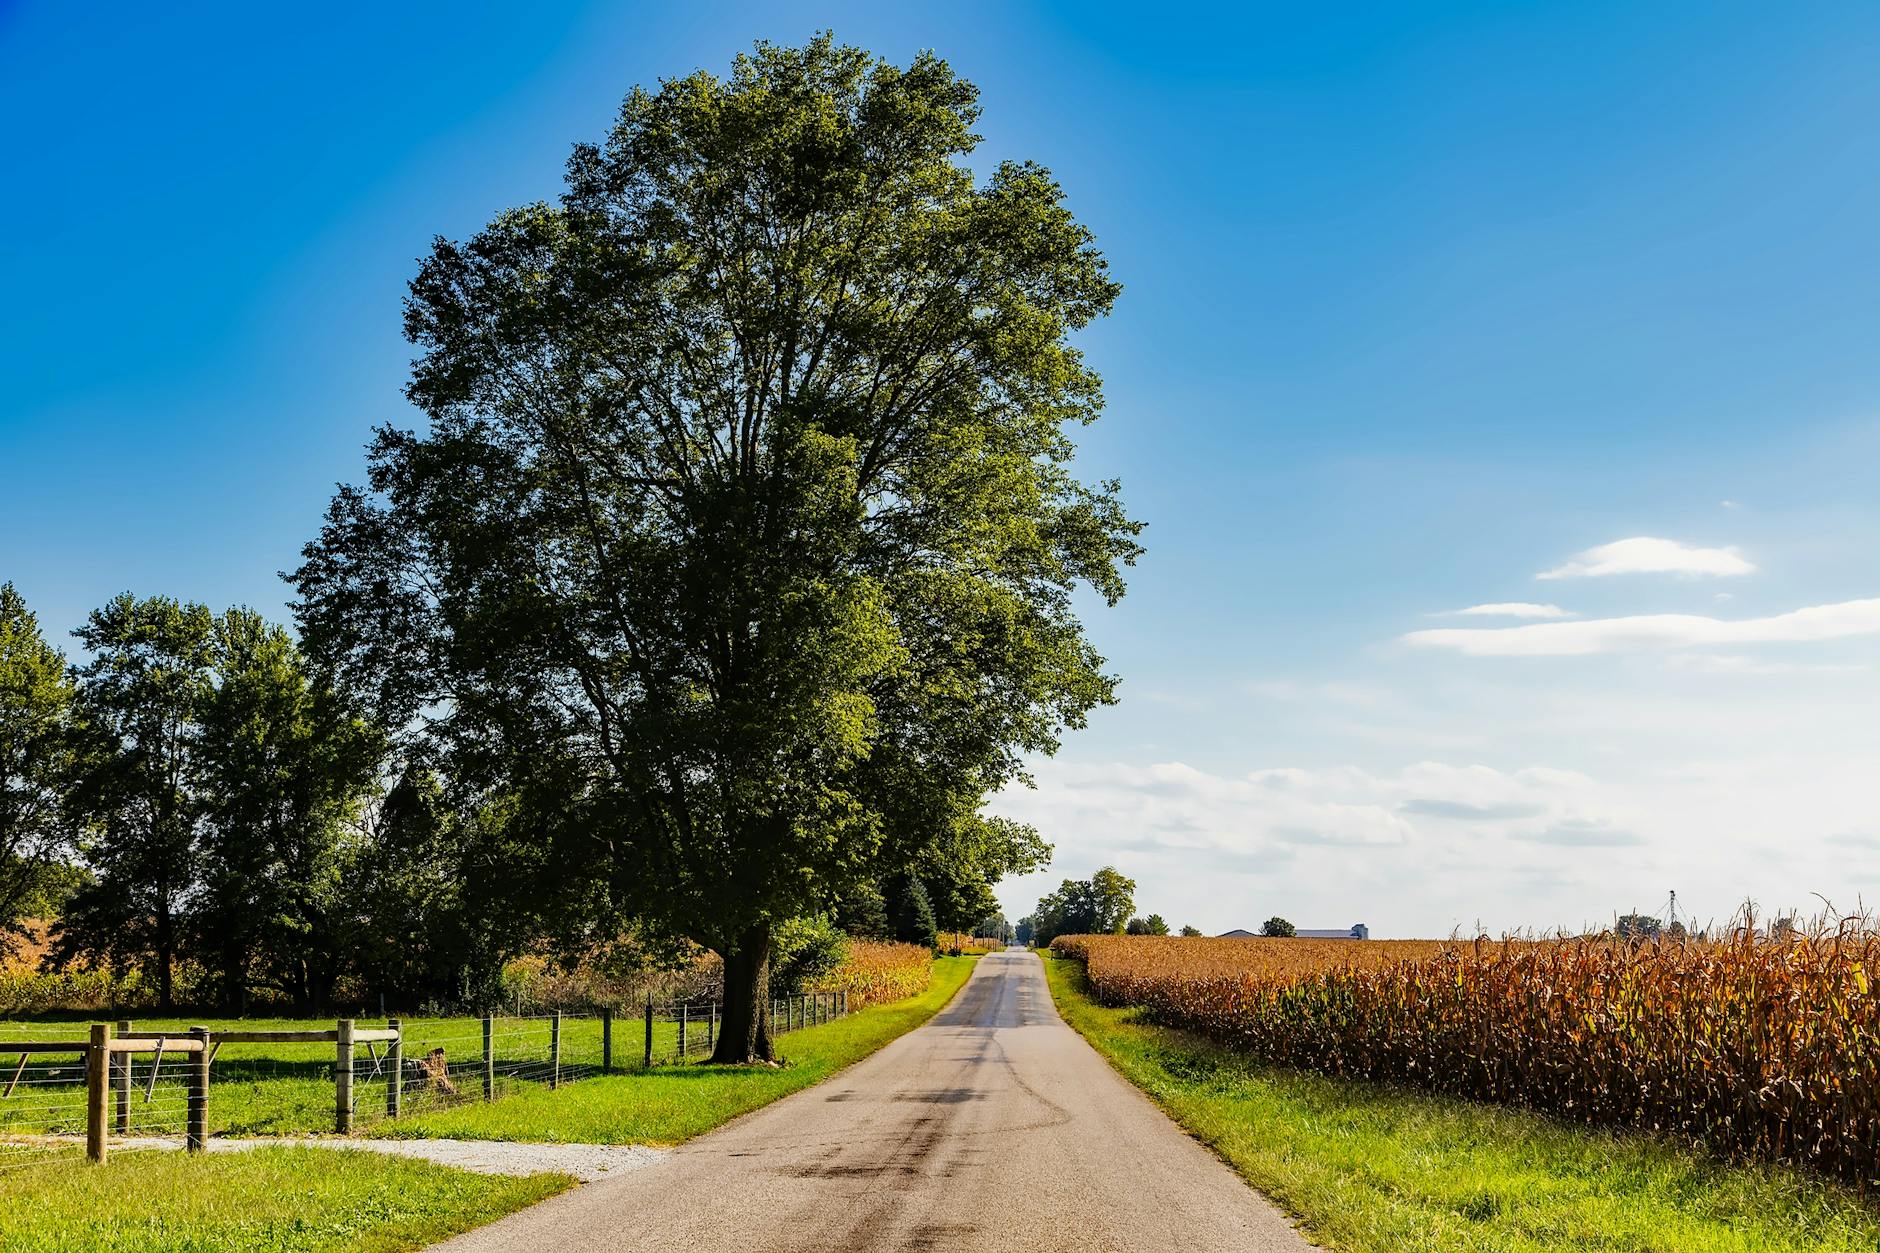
383 955 978 1144
0 1146 570 1253
1040 951 1880 1253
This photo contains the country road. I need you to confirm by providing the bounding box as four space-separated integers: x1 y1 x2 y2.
431 949 1314 1252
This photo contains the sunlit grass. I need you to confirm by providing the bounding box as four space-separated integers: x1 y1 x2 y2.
0 1146 569 1253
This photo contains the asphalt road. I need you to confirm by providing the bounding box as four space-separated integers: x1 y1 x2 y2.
431 949 1314 1252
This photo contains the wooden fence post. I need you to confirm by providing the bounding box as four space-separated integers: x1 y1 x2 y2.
113 1019 132 1135
678 1003 688 1060
643 998 653 1068
482 1015 494 1102
86 1023 110 1164
386 1019 402 1120
187 1027 209 1151
602 1008 613 1074
549 1012 561 1090
707 1002 717 1055
335 1019 355 1134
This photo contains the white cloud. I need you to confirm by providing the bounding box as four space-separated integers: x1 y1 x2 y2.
1537 536 1754 580
1447 602 1575 619
991 758 1620 868
1664 653 1870 677
1402 598 1880 657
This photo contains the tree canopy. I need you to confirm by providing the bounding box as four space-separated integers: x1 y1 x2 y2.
292 36 1137 1060
1029 866 1136 945
0 583 77 953
52 595 382 1010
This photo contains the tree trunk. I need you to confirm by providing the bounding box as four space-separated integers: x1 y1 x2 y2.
155 899 175 1012
709 924 774 1064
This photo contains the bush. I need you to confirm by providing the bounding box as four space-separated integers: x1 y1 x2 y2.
771 916 849 996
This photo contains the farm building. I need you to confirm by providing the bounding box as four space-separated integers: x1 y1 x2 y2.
1216 924 1371 940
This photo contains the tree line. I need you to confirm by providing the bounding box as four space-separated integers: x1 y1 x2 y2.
2 38 1141 1057
1018 866 1205 945
0 582 1042 1011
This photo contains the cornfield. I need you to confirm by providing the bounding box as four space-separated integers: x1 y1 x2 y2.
1053 926 1880 1185
809 940 933 1008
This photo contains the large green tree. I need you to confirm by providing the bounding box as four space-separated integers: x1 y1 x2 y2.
292 37 1139 1061
0 583 78 952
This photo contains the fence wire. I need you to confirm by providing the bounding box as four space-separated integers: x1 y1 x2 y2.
0 994 856 1159
0 1035 193 1173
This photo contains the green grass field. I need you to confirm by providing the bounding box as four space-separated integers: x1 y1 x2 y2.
1040 951 1880 1253
385 955 977 1143
0 960 975 1251
0 993 878 1139
0 1146 570 1253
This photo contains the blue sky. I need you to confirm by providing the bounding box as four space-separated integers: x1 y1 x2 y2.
5 2 1879 936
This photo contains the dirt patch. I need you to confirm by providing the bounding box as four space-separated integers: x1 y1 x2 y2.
116 1136 669 1182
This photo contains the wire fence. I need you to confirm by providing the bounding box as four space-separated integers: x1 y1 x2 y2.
0 990 855 1161
0 1025 199 1173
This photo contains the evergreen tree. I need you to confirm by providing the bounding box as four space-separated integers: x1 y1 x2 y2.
888 873 938 949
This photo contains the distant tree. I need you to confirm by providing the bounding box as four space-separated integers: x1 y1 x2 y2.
887 873 938 949
1615 912 1662 940
52 596 387 1012
291 37 1138 1063
1261 916 1296 938
0 583 78 954
1030 865 1135 945
972 912 1009 940
1014 916 1034 946
54 595 216 1009
191 609 383 1011
1770 915 1798 942
1178 924 1202 937
1665 919 1688 941
1141 913 1169 935
1088 867 1136 934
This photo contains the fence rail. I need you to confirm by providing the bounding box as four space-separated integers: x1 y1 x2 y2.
0 989 855 1170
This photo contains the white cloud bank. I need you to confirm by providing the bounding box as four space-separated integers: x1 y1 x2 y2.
991 759 1616 865
1538 537 1754 580
1403 598 1880 657
1448 603 1574 619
